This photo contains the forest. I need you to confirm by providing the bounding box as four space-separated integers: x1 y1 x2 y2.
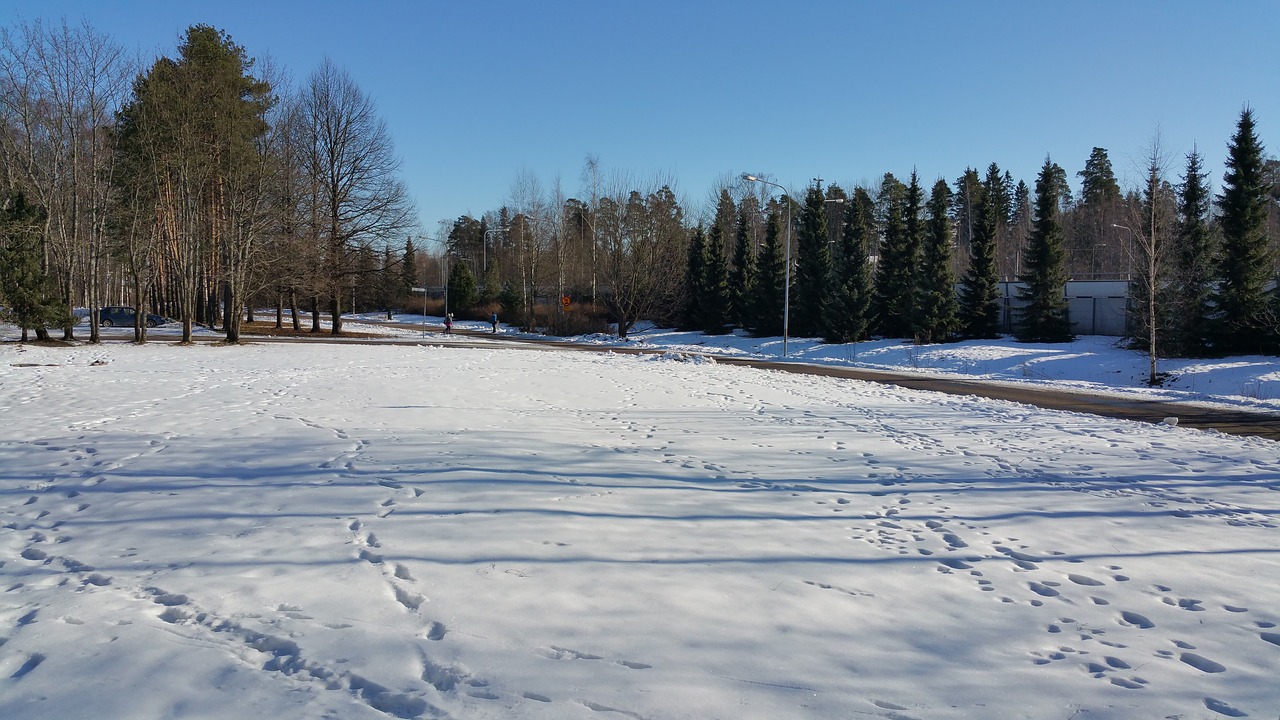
2 19 1278 362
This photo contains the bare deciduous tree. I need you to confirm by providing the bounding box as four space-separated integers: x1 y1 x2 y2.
0 19 131 341
299 58 414 335
1120 132 1175 385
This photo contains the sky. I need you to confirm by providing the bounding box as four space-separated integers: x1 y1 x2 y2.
6 0 1279 242
2 330 1279 718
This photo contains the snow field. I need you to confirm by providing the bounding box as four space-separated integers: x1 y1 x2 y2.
1 341 1278 719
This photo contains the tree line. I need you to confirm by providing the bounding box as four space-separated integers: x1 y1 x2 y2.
1 19 1277 365
449 111 1277 366
0 20 412 342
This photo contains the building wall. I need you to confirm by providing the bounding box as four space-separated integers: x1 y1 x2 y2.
998 281 1130 336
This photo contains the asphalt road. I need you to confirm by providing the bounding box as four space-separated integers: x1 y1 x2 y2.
344 321 1280 443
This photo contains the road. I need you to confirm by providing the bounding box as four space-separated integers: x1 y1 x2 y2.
330 321 1280 443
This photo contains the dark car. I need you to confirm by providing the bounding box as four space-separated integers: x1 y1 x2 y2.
98 306 167 328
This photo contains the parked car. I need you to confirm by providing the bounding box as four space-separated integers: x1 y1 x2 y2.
98 306 167 328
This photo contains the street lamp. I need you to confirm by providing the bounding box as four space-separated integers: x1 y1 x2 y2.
482 225 507 273
743 173 793 357
1111 224 1134 280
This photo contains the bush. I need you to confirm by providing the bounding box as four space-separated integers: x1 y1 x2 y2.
536 303 609 336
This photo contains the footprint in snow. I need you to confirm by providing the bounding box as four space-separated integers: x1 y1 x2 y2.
1203 697 1247 717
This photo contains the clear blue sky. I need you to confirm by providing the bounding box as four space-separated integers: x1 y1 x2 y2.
9 0 1279 241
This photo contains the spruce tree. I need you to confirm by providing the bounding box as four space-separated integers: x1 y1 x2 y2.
915 179 959 343
400 238 419 295
680 226 705 330
1008 180 1033 279
707 190 737 326
700 222 731 334
959 165 1005 338
0 193 66 341
824 188 874 343
748 206 785 337
792 183 831 339
1212 108 1274 355
1166 148 1215 356
873 173 913 337
1015 158 1073 342
446 260 477 313
729 199 758 328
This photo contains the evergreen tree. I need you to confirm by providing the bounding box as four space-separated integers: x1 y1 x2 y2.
704 189 736 331
1078 147 1122 206
446 260 478 313
1008 180 1033 278
679 225 705 330
729 198 758 328
748 205 786 337
957 164 1004 338
115 25 274 342
480 253 501 305
915 179 959 343
0 193 66 341
873 173 913 337
1016 158 1073 342
952 168 983 268
1166 148 1215 356
792 183 831 338
1212 108 1274 354
1075 147 1124 279
700 222 731 334
497 280 523 318
824 187 874 343
400 238 419 294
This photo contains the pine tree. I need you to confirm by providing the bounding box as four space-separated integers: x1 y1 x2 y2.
1078 147 1122 206
1166 149 1215 356
873 173 914 337
1212 108 1274 355
748 206 785 337
957 164 1004 338
1016 158 1073 342
1075 147 1124 280
792 183 831 338
914 180 958 343
823 188 874 343
729 198 758 328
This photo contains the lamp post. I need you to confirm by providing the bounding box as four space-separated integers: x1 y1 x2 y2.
1111 224 1134 280
442 250 452 322
482 226 507 273
743 174 793 357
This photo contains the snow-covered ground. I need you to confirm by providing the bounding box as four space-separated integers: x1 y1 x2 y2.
2 320 1279 719
348 313 1280 416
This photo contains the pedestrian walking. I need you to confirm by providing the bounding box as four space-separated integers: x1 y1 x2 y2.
444 313 453 334
490 312 499 334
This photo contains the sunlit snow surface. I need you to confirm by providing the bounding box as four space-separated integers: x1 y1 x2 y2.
1 328 1279 719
